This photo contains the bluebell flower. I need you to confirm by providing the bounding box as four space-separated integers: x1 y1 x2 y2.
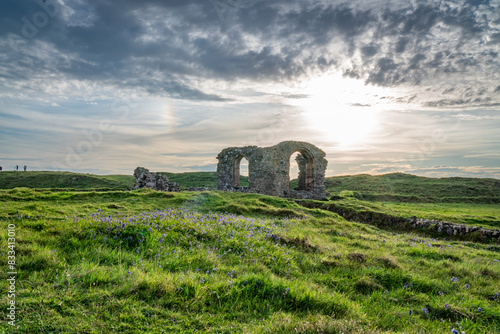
451 277 458 282
409 310 412 315
451 329 459 334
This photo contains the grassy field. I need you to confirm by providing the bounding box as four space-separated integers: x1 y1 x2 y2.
353 200 500 228
306 196 500 230
162 172 249 189
0 171 250 191
2 171 499 229
1 189 499 333
3 171 498 202
0 171 134 191
1 170 499 228
321 173 500 203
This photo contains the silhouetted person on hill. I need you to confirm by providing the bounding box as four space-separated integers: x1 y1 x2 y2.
24 165 27 171
16 165 18 171
0 166 2 171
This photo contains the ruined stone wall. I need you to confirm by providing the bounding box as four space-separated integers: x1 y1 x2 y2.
133 167 179 192
216 141 327 199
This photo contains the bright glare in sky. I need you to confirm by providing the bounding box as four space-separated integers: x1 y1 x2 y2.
290 72 396 147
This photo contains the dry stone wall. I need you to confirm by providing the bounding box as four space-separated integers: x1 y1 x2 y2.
216 141 327 199
408 216 500 241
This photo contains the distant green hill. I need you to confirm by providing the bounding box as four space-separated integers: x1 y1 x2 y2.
0 171 248 191
321 173 500 203
0 171 134 191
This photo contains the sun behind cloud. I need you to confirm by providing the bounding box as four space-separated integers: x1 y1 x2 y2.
289 72 402 147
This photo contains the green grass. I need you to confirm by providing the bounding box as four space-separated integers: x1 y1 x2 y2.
357 201 500 228
321 173 500 203
0 188 310 221
3 171 499 203
306 197 500 230
0 171 135 191
162 171 248 189
2 170 498 229
1 190 500 333
0 171 250 191
161 171 218 189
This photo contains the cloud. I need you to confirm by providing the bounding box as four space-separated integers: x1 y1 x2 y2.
0 111 25 120
0 0 499 175
1 0 499 106
406 165 500 179
338 163 500 179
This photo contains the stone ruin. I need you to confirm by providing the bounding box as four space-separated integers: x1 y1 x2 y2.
216 141 327 199
133 167 179 192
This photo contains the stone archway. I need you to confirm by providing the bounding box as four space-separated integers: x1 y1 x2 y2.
216 146 260 191
216 141 327 199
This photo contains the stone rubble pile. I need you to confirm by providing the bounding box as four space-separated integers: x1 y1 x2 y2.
133 167 179 192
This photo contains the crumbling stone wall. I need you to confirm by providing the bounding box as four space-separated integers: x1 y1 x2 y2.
216 141 327 199
133 167 179 191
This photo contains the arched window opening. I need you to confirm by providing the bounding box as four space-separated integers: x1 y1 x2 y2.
289 152 301 190
232 155 249 187
239 157 249 187
289 150 314 192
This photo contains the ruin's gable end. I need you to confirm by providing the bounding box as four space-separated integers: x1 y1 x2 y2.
216 141 327 199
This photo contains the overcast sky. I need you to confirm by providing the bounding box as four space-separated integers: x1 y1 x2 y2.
1 0 499 178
